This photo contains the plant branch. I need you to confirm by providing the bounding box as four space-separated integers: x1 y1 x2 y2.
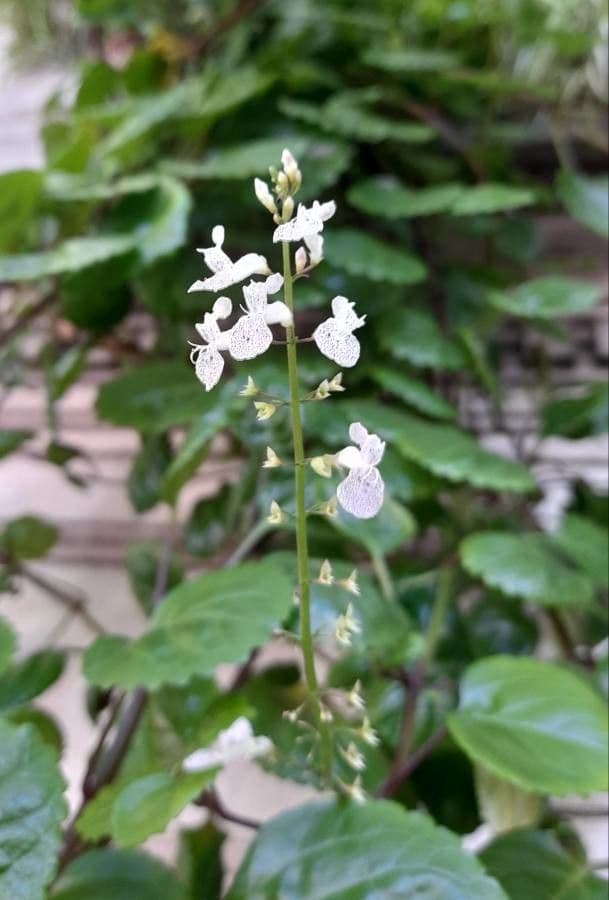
377 726 448 798
197 788 260 830
0 291 56 346
21 566 106 636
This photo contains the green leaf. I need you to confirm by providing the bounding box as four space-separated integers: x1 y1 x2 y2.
51 849 186 900
0 429 32 459
178 823 225 900
362 46 460 72
125 542 184 615
0 170 42 252
370 367 456 420
46 344 89 403
0 619 16 675
557 170 609 238
161 404 230 504
134 177 192 265
1 515 58 560
84 561 293 689
376 309 465 370
487 277 601 319
184 486 232 558
325 229 427 284
448 656 609 795
460 531 595 608
0 721 66 900
542 384 608 438
163 136 311 180
227 799 507 899
0 234 135 282
112 770 217 847
451 183 536 215
330 498 416 558
553 514 609 589
128 434 172 512
96 362 207 432
348 177 465 218
0 650 66 712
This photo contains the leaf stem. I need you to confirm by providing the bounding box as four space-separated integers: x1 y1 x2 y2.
372 552 396 602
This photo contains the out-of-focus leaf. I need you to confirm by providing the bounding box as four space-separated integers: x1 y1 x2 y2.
557 170 609 238
184 486 232 557
448 656 609 795
0 235 135 282
348 177 465 218
128 434 173 512
330 498 416 558
451 183 536 215
0 618 15 675
96 362 208 432
0 721 66 900
46 344 89 402
542 383 608 438
553 514 609 589
1 515 58 560
0 170 42 252
125 542 184 615
161 404 230 505
51 849 186 900
6 707 63 752
163 136 311 180
460 531 595 608
370 367 456 420
482 828 608 900
325 229 427 284
464 599 538 659
376 309 465 370
178 823 225 900
227 800 507 900
0 650 65 712
84 561 293 689
362 46 461 72
0 429 32 459
487 277 601 319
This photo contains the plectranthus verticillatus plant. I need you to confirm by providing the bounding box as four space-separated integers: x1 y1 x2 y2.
187 149 386 792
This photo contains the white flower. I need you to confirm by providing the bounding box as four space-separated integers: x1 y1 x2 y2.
188 297 233 392
336 422 386 519
340 741 366 772
255 401 277 421
313 297 366 368
273 200 336 243
304 232 324 265
182 717 273 772
239 375 259 397
189 225 269 293
310 455 334 479
337 569 360 596
230 273 292 362
254 178 277 214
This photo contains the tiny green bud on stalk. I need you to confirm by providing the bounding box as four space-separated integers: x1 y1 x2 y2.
254 401 277 420
347 680 365 712
360 716 380 747
310 455 334 478
338 569 360 596
240 375 259 397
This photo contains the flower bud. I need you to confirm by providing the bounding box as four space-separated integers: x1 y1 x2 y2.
254 401 277 420
322 497 338 518
281 148 299 179
334 602 361 646
263 446 282 469
254 178 278 215
317 559 334 585
282 196 295 220
342 775 366 803
295 246 307 273
339 741 366 772
310 455 334 479
337 569 360 596
328 372 345 392
314 379 331 400
276 171 289 193
319 703 334 724
239 376 259 397
267 500 286 525
347 680 365 712
359 716 380 747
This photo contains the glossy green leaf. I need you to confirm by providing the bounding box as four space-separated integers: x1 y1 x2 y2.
161 404 230 504
1 515 58 560
557 170 609 238
348 177 465 218
553 514 609 589
0 234 135 282
325 229 427 284
376 309 465 370
84 561 293 689
0 429 32 459
460 531 595 607
0 170 42 252
482 829 608 900
370 367 456 419
0 650 66 712
542 384 608 438
451 183 536 215
112 770 216 847
0 721 66 900
51 849 186 900
487 277 601 319
448 656 609 795
128 434 172 512
330 498 416 558
227 799 507 899
0 619 16 675
96 362 207 432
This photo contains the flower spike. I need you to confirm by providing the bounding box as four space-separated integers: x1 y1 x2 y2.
273 200 336 243
336 422 386 519
314 297 366 368
189 225 269 293
189 297 233 392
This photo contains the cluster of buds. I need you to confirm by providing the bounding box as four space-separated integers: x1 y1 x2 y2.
255 149 302 222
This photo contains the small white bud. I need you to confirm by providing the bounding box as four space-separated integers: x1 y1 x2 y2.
281 148 299 178
240 376 259 397
254 178 278 215
342 774 366 803
295 246 307 273
339 741 366 772
334 602 361 646
267 500 286 525
282 196 295 220
254 401 277 421
276 171 289 193
337 569 360 596
328 372 345 392
282 708 300 723
310 455 335 479
314 379 331 400
347 680 365 712
317 559 334 586
263 446 282 469
320 703 334 724
359 716 380 748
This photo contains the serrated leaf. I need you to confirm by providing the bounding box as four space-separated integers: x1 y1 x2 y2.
1 515 58 560
84 561 293 689
51 848 186 900
487 277 601 319
0 721 66 900
0 650 66 712
227 799 507 899
451 183 536 215
376 309 465 370
0 619 16 675
448 656 609 796
481 828 608 900
330 498 416 558
96 362 208 432
325 228 427 284
553 514 609 589
557 170 609 238
348 177 465 218
112 770 217 847
460 531 595 608
0 429 32 459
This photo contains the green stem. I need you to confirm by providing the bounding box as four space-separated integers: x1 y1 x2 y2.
423 565 454 667
372 552 396 602
281 240 332 779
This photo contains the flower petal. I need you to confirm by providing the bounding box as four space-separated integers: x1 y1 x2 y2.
230 314 273 361
337 468 385 519
314 320 361 367
194 345 225 391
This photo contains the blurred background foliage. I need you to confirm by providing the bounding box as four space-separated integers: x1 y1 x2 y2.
0 0 608 895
